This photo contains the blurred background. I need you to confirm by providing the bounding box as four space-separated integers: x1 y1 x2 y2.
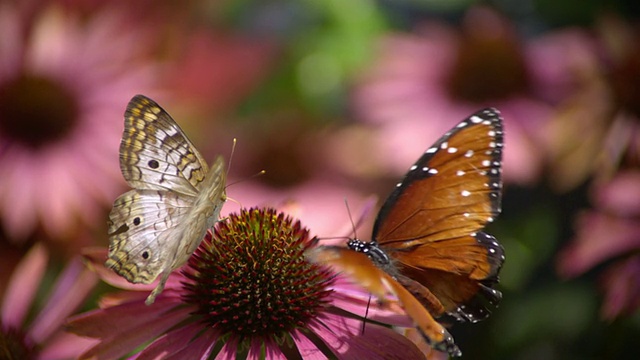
0 0 639 359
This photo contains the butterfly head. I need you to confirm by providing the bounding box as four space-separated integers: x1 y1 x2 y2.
347 239 391 267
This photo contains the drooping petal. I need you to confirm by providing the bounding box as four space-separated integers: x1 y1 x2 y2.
38 331 98 360
28 257 98 343
72 304 192 360
135 322 218 360
557 211 640 278
66 296 186 339
310 312 425 359
1 243 47 328
600 257 640 319
290 329 336 359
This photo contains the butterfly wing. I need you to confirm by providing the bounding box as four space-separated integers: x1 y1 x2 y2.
106 189 195 285
119 95 211 196
373 108 505 320
109 95 228 304
307 246 461 357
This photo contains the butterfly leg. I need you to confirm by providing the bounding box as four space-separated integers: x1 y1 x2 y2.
145 270 171 305
382 273 462 357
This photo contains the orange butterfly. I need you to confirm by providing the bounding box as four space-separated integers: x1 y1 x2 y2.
308 108 505 357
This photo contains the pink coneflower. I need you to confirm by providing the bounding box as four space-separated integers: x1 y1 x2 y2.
557 170 640 319
554 16 640 319
0 4 157 241
543 15 640 192
351 6 572 186
67 208 425 359
0 243 99 359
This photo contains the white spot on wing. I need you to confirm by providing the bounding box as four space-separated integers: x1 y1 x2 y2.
428 168 438 175
470 116 483 124
461 190 471 197
447 147 458 153
440 142 448 149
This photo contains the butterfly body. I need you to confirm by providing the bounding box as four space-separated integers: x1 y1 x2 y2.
308 108 505 357
106 95 226 305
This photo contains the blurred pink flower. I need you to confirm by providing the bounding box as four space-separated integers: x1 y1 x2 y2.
557 171 640 319
351 6 580 186
553 16 640 320
225 180 377 241
165 29 276 117
67 208 424 359
543 16 640 191
1 243 98 359
0 4 158 241
600 257 640 320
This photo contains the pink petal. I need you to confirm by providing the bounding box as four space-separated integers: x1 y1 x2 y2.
215 337 242 360
310 312 425 359
251 338 286 360
36 149 81 237
74 305 192 360
136 322 217 360
600 257 640 319
38 331 99 360
594 170 640 216
1 243 48 328
557 211 640 277
162 327 216 360
290 330 335 359
339 324 427 359
1 150 39 239
28 257 98 343
66 296 187 339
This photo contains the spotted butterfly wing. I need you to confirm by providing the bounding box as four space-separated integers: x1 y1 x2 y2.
106 95 227 305
308 108 505 357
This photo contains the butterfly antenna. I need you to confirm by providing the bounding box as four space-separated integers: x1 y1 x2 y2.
226 138 237 176
223 138 267 189
344 198 359 239
361 295 373 335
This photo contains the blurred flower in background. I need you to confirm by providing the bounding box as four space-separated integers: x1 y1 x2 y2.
558 171 640 319
351 6 554 186
0 0 638 359
0 3 158 243
543 15 640 192
0 243 98 359
68 209 424 359
552 14 640 320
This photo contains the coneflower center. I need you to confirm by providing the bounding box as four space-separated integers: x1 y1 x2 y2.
446 29 529 102
0 74 79 149
183 208 333 342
